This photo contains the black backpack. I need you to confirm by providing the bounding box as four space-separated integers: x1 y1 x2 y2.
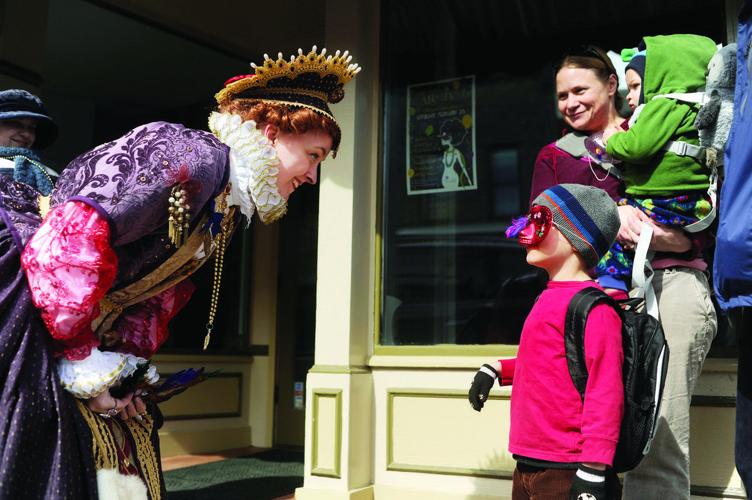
564 287 669 473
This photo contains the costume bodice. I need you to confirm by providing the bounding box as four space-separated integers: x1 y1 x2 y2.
51 121 230 288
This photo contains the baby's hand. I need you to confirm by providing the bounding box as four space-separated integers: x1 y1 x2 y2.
601 124 621 144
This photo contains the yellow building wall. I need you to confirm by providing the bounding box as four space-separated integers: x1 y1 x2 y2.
301 356 743 499
367 359 743 500
153 355 253 457
298 0 747 499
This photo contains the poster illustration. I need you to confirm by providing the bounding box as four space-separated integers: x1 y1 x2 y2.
406 76 477 195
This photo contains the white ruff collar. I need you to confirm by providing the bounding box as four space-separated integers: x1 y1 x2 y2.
208 111 287 224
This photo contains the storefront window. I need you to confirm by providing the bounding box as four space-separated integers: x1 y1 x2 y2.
379 0 726 347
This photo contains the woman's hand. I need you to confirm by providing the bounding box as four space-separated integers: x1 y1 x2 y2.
616 204 692 253
87 389 133 418
118 395 148 421
648 223 692 253
616 205 651 249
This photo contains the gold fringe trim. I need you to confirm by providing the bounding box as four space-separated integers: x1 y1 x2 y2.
38 195 50 220
126 416 161 500
91 211 220 335
76 399 118 470
91 202 238 352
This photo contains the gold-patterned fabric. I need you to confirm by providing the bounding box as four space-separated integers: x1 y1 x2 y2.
75 400 162 500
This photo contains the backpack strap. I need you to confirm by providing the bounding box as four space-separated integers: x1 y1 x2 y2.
555 131 590 158
564 287 616 400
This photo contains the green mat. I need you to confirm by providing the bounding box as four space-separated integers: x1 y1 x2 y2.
165 449 303 499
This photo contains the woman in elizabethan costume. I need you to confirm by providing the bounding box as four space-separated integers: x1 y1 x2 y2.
0 47 359 500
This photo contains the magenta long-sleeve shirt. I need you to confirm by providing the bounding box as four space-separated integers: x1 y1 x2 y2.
499 280 624 466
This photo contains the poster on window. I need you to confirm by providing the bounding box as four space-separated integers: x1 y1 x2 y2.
406 75 477 195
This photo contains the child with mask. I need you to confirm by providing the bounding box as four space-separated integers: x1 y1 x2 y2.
469 184 624 500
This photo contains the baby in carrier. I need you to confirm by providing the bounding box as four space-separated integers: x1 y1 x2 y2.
597 34 718 289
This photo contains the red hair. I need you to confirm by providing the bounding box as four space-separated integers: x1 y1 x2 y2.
218 99 341 153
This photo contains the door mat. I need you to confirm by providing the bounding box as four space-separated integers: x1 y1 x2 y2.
165 449 303 500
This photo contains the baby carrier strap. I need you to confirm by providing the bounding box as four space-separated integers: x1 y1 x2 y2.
555 132 623 181
653 91 708 105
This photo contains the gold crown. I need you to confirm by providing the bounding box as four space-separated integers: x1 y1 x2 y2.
215 46 361 109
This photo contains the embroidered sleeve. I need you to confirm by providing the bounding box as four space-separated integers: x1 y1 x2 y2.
21 201 118 361
113 280 196 359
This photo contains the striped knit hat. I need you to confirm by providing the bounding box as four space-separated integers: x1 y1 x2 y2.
532 184 619 268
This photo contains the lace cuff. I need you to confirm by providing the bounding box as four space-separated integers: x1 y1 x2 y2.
21 200 118 359
57 347 159 399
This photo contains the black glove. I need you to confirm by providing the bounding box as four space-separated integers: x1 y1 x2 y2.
568 465 607 500
468 364 498 411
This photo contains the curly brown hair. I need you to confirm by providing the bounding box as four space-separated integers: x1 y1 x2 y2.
218 99 341 153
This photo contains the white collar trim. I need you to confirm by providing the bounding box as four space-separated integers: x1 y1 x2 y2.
208 111 287 224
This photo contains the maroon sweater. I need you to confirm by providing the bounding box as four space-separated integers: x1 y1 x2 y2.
529 142 623 206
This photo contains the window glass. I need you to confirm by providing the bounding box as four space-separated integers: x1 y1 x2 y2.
380 0 726 347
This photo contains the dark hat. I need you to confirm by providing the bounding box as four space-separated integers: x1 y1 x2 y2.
625 50 646 80
532 184 620 268
216 46 360 132
0 89 58 149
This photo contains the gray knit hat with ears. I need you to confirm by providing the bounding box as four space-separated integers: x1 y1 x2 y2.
532 184 620 268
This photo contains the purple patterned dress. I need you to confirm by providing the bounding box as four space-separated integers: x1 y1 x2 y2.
0 177 98 498
0 121 231 499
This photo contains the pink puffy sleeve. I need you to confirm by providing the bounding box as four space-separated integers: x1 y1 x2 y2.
22 201 197 398
21 201 118 361
113 280 195 359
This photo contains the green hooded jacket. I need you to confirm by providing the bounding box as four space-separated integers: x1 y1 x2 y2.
606 34 717 196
